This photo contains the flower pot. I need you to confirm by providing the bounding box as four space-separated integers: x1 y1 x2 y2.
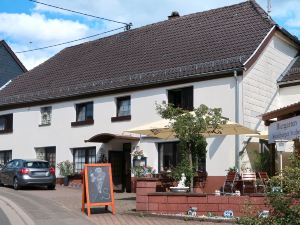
63 176 69 186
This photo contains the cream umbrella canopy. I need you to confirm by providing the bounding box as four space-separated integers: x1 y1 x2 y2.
126 119 258 139
246 130 268 140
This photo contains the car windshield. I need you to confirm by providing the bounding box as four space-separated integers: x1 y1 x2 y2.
24 161 49 168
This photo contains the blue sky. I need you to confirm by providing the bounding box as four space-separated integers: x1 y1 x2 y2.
0 0 299 69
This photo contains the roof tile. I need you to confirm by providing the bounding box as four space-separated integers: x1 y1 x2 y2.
0 1 276 107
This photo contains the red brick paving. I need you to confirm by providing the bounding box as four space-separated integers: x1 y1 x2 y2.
23 186 234 225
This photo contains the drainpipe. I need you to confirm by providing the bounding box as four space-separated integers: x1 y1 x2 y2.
234 71 240 171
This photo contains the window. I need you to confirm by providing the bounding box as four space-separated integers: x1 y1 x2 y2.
0 150 12 165
35 147 56 167
168 86 193 110
111 96 131 122
24 161 49 168
73 147 96 173
158 142 179 172
71 102 94 126
0 114 13 133
40 106 52 126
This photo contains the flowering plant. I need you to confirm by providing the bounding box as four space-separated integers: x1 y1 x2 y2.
132 166 156 177
145 166 156 175
57 160 73 177
132 166 145 177
131 146 144 159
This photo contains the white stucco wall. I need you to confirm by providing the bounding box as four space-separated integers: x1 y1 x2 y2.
279 85 300 107
0 77 237 176
243 32 298 132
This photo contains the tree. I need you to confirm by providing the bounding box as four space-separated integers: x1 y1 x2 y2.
239 152 300 225
156 103 225 191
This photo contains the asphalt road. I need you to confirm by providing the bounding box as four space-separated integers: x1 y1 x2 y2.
0 208 11 225
0 186 94 225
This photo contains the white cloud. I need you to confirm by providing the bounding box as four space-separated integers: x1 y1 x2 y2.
0 12 97 70
0 13 89 44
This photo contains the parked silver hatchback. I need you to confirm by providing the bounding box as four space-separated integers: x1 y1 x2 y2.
0 159 56 190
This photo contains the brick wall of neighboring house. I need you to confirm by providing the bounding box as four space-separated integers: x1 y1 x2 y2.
136 179 269 217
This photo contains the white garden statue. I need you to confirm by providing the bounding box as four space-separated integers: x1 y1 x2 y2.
177 173 187 188
170 173 189 192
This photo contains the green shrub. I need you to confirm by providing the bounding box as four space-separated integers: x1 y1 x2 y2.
239 153 300 225
57 160 73 176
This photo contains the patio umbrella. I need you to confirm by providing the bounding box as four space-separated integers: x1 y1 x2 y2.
246 130 268 140
126 119 258 139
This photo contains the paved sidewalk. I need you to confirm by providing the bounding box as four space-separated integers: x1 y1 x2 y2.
0 185 235 225
20 186 233 225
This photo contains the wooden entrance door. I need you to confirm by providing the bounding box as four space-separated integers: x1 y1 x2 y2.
109 143 132 192
109 151 123 192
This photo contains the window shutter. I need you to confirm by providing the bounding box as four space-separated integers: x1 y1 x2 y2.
6 114 13 131
182 87 193 110
168 91 174 106
86 102 93 119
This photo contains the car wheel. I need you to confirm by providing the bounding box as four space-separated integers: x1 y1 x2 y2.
13 177 20 190
47 184 56 190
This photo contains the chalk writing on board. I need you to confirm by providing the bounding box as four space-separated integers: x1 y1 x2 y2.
88 166 111 203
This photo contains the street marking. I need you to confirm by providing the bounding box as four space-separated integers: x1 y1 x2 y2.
0 196 36 225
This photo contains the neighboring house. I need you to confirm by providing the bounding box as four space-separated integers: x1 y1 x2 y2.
0 1 299 191
278 56 300 106
0 40 27 88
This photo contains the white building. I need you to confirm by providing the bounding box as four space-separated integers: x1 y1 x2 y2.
0 1 299 192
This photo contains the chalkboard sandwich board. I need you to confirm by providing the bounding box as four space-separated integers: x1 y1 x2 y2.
81 163 115 216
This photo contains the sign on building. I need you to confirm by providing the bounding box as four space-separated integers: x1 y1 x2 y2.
81 163 115 216
269 115 300 144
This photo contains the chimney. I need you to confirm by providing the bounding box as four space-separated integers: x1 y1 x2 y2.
168 11 180 20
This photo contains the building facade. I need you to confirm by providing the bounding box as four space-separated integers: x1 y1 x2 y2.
0 1 299 191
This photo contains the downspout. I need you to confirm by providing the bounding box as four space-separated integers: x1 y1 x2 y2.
234 71 240 170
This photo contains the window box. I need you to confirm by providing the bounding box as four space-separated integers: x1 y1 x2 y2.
39 123 51 127
71 119 94 127
111 115 131 122
0 128 13 134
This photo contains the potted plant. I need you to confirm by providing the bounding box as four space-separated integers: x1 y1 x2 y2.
132 166 145 177
131 146 144 160
57 160 73 186
145 166 156 178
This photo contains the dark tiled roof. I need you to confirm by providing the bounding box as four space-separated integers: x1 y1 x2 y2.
279 55 300 83
262 101 300 121
0 1 277 107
